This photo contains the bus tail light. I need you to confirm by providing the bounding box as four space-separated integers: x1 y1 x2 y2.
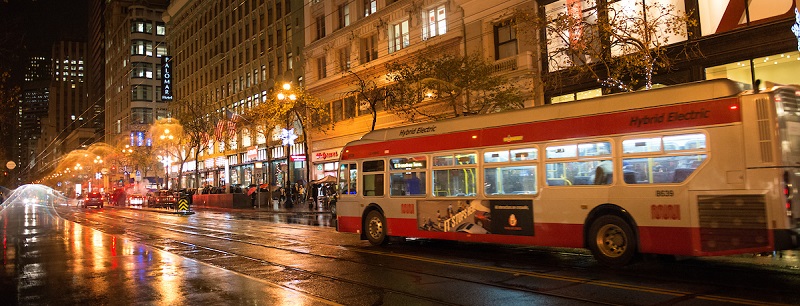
784 171 793 215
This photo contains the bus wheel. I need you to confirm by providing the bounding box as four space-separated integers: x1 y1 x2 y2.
588 215 637 267
365 210 388 246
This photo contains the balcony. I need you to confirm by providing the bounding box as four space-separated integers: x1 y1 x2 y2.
492 51 535 74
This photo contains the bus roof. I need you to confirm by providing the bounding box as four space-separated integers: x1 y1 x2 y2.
348 78 745 148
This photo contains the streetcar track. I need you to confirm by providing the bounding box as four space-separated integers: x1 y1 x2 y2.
69 208 625 305
58 206 796 306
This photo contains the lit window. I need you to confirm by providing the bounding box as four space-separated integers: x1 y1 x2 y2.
389 20 410 53
422 5 447 40
363 0 376 17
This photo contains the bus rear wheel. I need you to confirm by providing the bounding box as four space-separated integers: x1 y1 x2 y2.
588 215 637 267
365 210 388 246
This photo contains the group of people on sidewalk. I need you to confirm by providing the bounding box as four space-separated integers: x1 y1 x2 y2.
249 181 336 209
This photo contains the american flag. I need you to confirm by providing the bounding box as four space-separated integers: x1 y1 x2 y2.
214 120 226 142
227 112 240 138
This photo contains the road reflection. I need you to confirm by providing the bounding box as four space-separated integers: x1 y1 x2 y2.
1 184 335 305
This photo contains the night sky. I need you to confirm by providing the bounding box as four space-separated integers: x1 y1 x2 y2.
1 0 88 60
0 0 88 163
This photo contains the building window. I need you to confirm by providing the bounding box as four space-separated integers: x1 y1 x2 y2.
338 3 350 29
344 96 356 119
389 20 410 53
316 15 326 40
131 85 152 101
317 56 327 80
287 52 293 70
338 47 351 72
130 107 154 124
156 22 166 35
364 0 376 17
494 21 517 60
361 35 378 64
156 45 167 57
332 99 343 122
131 20 152 34
422 5 447 40
131 40 153 56
131 62 153 79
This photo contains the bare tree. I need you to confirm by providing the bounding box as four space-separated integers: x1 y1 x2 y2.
172 99 215 189
386 53 525 122
515 0 697 92
345 70 393 131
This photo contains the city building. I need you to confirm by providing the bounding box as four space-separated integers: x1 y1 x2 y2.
302 0 541 181
17 56 51 183
538 0 800 103
104 0 170 149
34 41 91 177
88 0 107 146
164 0 307 189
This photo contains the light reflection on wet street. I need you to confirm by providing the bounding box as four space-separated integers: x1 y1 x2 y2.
5 185 800 305
0 189 334 305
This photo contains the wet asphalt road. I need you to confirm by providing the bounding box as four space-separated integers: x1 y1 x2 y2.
4 184 800 305
0 198 332 305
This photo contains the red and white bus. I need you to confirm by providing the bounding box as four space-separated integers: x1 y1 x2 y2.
334 79 800 266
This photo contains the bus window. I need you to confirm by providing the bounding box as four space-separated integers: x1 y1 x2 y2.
390 172 426 196
622 138 661 154
484 147 538 195
623 155 707 183
546 142 612 186
485 165 537 195
338 163 357 195
578 141 612 156
546 145 577 159
484 151 510 163
433 169 477 196
510 148 538 161
664 134 706 151
433 152 477 197
433 155 454 166
546 160 612 186
621 133 708 184
362 160 385 196
455 153 478 165
389 157 427 196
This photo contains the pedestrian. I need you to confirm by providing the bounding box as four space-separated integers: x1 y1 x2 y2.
311 183 319 207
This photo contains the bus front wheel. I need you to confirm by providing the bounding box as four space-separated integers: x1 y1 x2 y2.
365 210 388 246
588 215 637 267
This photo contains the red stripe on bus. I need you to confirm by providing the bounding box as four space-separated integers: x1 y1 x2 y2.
342 98 740 160
337 215 775 256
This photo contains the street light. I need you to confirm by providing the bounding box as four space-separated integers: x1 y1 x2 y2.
93 156 104 192
158 155 173 190
276 83 299 206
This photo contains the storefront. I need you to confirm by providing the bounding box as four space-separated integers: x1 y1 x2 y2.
268 142 306 187
311 147 341 180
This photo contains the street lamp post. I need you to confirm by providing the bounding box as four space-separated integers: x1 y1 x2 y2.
276 83 298 206
93 156 104 192
122 145 134 184
159 129 175 190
